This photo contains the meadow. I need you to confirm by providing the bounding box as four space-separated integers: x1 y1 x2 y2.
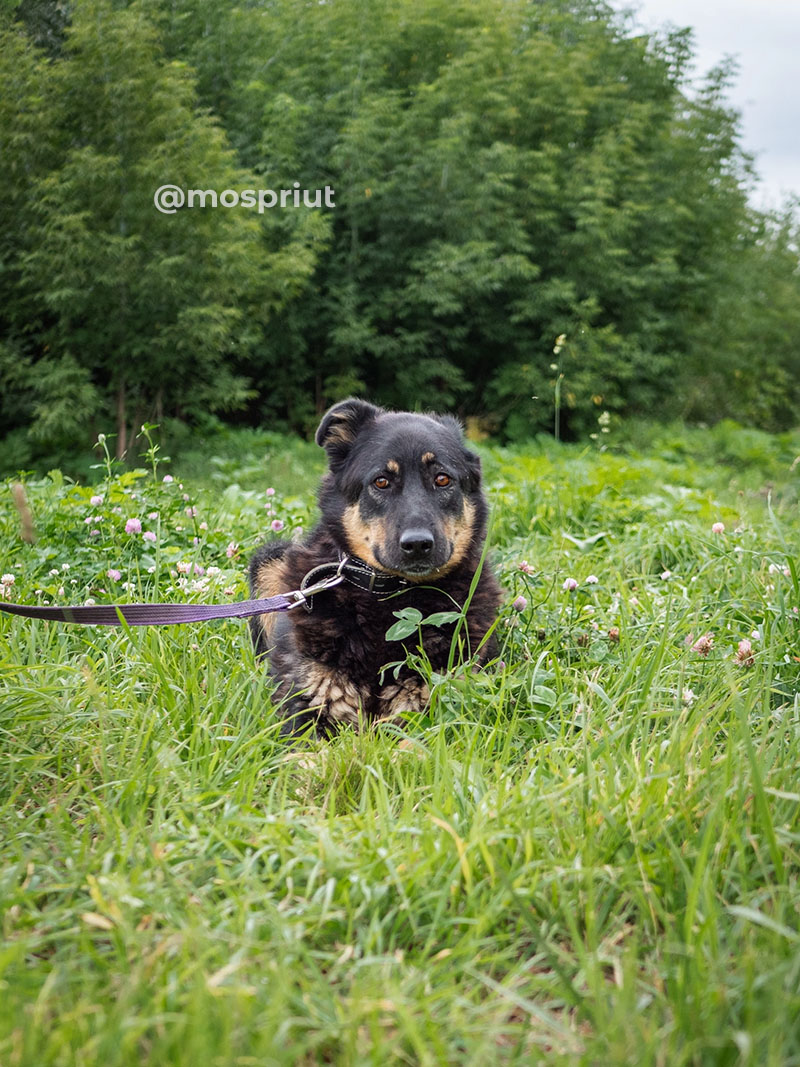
1 420 799 1066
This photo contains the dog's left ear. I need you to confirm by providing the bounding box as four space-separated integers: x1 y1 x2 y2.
432 413 482 493
316 398 383 467
461 447 482 493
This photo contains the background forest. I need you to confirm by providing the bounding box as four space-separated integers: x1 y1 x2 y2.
1 0 798 472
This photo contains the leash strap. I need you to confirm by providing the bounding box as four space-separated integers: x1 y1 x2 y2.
0 569 349 627
0 554 410 628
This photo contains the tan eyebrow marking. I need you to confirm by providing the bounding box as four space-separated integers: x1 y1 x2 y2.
386 459 400 474
421 452 436 464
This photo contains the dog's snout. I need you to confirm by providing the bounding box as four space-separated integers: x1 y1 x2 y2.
400 528 434 559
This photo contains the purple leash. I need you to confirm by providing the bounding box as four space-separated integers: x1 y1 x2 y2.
0 568 348 627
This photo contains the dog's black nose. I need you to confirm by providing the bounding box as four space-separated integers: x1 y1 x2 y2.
400 529 434 558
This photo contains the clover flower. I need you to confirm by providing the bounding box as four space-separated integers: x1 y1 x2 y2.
512 595 527 612
562 577 578 591
735 639 754 667
125 518 142 534
691 633 714 657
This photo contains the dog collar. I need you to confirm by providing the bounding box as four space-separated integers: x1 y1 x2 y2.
299 554 410 607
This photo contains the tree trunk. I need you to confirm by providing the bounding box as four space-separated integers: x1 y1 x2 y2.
116 380 127 460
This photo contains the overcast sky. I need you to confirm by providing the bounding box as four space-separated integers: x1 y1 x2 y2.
612 0 799 211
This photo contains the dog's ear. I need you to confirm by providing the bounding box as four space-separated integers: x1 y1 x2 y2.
431 412 482 493
461 447 482 493
315 398 383 466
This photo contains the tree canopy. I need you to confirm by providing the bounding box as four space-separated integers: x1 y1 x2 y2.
1 0 798 468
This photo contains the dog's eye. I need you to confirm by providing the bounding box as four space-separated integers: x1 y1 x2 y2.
434 473 451 488
373 476 390 490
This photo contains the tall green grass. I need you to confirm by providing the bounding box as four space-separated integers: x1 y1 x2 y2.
1 426 799 1065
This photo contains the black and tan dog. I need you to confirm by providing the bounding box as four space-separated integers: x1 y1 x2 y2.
248 398 500 737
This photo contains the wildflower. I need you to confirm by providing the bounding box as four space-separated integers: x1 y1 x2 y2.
223 586 236 596
608 627 620 643
106 569 122 581
143 531 157 543
1 573 15 586
497 660 506 671
199 522 208 531
90 529 100 537
660 570 672 580
90 495 103 506
518 560 533 574
162 475 174 483
562 577 578 592
682 688 696 706
585 574 599 584
553 333 566 354
185 506 197 518
49 568 59 577
576 633 590 647
207 566 221 577
226 542 239 558
751 629 761 640
735 639 754 667
266 487 276 496
125 518 142 534
183 494 190 502
712 522 725 534
62 563 69 571
629 596 640 608
271 519 285 532
58 586 65 596
84 516 93 525
512 595 527 612
176 561 191 575
84 598 96 607
148 511 158 520
691 633 714 657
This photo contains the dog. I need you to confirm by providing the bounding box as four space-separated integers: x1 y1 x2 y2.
248 398 501 737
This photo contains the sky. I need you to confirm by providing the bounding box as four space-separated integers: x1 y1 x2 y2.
612 0 799 211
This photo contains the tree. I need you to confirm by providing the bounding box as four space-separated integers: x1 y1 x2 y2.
5 0 326 461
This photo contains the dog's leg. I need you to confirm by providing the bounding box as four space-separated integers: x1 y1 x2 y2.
376 676 430 726
248 540 291 657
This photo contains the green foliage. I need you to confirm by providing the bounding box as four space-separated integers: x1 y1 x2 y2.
2 429 800 1063
1 0 799 465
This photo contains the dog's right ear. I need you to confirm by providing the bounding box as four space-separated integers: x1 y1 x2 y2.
315 398 382 466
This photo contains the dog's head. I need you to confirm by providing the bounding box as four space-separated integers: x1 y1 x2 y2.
316 398 486 580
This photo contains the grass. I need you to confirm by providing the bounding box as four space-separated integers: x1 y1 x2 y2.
1 423 799 1065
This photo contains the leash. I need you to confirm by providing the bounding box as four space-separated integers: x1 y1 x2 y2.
0 555 407 628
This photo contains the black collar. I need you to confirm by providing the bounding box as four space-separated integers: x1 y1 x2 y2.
299 554 410 605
